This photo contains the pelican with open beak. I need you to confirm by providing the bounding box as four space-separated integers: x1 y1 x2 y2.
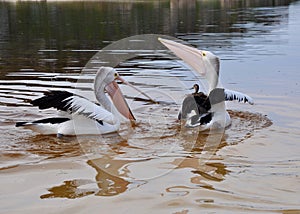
16 67 144 136
159 38 254 131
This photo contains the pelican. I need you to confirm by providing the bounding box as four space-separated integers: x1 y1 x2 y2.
159 38 254 131
16 67 144 136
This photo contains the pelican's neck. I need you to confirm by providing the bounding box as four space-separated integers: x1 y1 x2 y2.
95 84 111 111
94 69 113 112
94 85 121 125
207 55 220 92
208 71 219 92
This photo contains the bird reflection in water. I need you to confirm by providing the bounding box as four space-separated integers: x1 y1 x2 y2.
40 179 96 199
87 156 139 197
164 110 272 197
40 139 147 199
165 130 229 196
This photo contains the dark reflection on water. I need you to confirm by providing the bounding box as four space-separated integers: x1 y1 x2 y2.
0 0 294 75
0 0 293 109
40 179 96 199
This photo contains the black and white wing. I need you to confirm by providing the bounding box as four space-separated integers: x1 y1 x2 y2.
224 89 254 105
31 91 116 124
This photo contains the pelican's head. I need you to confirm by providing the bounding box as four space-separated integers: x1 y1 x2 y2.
94 67 135 120
94 66 119 88
200 50 220 77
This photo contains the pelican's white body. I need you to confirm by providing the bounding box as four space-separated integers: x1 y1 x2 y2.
62 116 119 135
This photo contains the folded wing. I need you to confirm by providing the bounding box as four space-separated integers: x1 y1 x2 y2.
31 91 116 125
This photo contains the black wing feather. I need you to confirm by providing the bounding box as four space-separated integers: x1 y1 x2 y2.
31 91 74 111
16 117 70 127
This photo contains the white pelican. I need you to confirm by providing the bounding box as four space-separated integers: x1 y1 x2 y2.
16 67 143 136
159 38 254 131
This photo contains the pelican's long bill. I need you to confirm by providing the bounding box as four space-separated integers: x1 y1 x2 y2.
117 76 158 104
105 78 136 120
158 37 206 76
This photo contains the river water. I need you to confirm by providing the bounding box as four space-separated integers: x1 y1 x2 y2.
0 0 300 213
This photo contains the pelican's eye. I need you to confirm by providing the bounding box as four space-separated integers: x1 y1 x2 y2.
114 72 119 78
202 52 206 57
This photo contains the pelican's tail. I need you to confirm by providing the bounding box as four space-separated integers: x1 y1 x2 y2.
16 117 70 135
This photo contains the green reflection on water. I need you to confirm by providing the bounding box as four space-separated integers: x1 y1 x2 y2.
0 0 294 74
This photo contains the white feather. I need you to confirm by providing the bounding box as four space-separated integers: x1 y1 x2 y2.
63 96 117 125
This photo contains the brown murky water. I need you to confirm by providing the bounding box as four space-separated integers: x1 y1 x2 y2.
1 1 300 213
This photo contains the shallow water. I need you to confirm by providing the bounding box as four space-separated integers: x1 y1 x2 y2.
1 0 300 213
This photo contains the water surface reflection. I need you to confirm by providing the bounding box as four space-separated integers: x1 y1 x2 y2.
0 0 294 75
39 110 271 199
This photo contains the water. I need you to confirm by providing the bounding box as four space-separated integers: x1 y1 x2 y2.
1 0 300 213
